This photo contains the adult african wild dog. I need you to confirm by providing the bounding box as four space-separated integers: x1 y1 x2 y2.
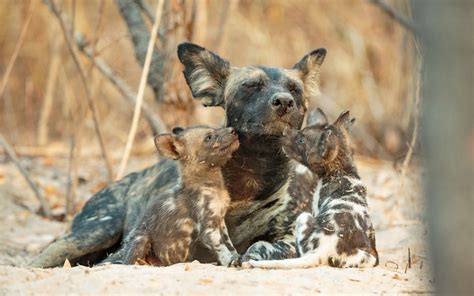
107 126 241 267
30 43 327 267
249 109 379 269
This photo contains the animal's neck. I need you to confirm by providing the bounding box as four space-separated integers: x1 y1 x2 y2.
320 155 359 180
179 164 226 189
223 133 290 201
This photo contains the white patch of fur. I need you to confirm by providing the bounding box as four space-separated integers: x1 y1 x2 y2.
311 180 323 216
295 163 309 175
249 234 338 269
342 249 377 268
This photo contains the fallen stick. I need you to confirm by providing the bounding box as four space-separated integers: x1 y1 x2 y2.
0 134 52 219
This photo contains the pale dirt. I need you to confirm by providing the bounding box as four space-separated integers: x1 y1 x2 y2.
0 155 434 295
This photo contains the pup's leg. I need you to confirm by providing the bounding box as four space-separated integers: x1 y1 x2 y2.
241 239 296 262
200 225 235 267
295 212 319 256
121 233 151 265
220 222 241 266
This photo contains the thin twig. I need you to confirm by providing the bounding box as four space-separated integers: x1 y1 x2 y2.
43 0 113 182
86 0 106 76
370 0 418 36
0 1 35 100
401 42 423 175
38 38 61 146
76 33 166 135
408 247 412 268
0 134 52 219
116 0 164 100
115 0 165 181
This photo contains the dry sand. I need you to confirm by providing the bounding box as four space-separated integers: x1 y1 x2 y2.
0 156 434 295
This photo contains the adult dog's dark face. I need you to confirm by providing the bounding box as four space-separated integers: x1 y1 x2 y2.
177 43 326 136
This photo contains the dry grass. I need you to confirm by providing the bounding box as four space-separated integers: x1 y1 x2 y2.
0 0 417 161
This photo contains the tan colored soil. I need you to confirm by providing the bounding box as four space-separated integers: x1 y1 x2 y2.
0 156 434 295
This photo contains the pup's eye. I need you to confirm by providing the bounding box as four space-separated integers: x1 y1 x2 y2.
297 136 305 145
205 134 213 142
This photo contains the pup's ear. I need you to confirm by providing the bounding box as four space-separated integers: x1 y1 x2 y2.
177 42 230 108
334 110 355 130
281 129 304 163
307 107 328 127
317 130 338 162
154 133 181 160
293 48 326 99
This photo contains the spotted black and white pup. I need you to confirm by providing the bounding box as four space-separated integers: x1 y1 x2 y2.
110 126 241 267
249 109 379 268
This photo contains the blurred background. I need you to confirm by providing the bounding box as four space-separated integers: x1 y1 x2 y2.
0 0 418 161
2 2 472 293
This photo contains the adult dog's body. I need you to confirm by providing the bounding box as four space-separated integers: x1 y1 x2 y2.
30 43 326 267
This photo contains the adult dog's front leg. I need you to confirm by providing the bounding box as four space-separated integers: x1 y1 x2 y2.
241 239 296 262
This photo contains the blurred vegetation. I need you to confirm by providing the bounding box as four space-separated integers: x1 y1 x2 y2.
0 0 417 162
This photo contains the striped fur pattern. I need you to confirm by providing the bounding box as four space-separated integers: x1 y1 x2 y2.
110 126 241 266
250 109 378 269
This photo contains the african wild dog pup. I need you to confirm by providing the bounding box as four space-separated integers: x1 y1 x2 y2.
249 109 379 268
115 126 241 266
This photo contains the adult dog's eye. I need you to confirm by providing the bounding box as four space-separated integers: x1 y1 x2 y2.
288 83 301 95
242 80 263 89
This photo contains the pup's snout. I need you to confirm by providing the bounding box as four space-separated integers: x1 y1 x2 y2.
270 93 295 114
228 127 236 135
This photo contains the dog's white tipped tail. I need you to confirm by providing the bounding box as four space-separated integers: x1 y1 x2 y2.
248 255 318 269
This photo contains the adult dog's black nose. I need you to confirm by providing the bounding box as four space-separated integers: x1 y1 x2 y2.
271 93 295 114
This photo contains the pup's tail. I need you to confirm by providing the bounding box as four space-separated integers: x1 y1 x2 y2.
248 254 319 269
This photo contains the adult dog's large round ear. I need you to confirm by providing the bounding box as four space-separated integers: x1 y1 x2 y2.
293 48 327 100
177 42 230 108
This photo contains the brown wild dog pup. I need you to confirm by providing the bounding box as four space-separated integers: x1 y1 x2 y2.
114 126 241 266
249 109 378 269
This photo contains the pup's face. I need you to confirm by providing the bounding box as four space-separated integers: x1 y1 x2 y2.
154 126 240 168
282 109 355 175
177 43 326 137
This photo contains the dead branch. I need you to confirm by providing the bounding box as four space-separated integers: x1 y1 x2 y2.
115 0 165 181
43 0 113 183
371 0 422 171
0 134 52 219
115 0 164 101
76 33 166 135
38 37 61 146
136 0 155 23
401 42 423 175
370 0 418 36
0 1 35 100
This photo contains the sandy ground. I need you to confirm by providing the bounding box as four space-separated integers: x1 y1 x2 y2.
0 155 434 295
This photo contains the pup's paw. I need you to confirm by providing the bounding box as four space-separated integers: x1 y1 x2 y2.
228 254 242 268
